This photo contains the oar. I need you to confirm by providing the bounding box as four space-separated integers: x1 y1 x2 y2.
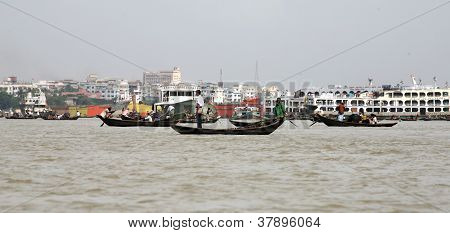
289 120 298 127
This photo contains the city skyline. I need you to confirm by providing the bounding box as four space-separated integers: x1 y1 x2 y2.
1 0 450 86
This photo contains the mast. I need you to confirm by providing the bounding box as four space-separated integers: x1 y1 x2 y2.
411 74 418 88
218 68 223 88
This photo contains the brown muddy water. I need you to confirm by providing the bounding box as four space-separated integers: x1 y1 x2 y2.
0 118 449 212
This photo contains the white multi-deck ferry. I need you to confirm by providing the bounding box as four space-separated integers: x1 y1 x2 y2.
24 90 49 115
303 77 449 119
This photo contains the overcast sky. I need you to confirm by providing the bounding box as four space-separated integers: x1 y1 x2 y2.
1 0 449 87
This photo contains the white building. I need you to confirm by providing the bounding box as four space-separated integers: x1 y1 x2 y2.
142 67 182 98
143 67 182 86
212 87 225 104
33 80 65 90
80 77 131 102
197 82 217 97
0 77 36 96
0 83 35 96
224 87 242 104
116 81 130 102
239 83 260 100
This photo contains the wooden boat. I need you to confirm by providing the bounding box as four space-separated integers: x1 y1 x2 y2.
5 115 36 119
43 116 79 120
178 117 220 124
121 114 219 124
97 115 172 127
171 119 284 135
400 116 418 121
314 114 398 127
229 118 275 127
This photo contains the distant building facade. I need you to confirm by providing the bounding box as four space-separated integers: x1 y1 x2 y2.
143 67 181 86
142 67 182 99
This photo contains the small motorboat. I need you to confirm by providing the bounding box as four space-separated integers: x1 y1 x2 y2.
171 119 284 135
313 114 398 127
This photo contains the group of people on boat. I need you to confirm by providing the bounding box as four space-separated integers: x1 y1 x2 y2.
45 111 80 120
335 102 378 124
98 92 285 129
102 104 175 123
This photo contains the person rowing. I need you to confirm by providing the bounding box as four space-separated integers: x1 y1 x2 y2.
101 107 114 119
195 90 204 128
274 98 286 119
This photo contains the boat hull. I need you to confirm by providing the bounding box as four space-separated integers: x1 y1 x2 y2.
178 118 219 124
5 116 37 119
229 118 275 127
171 119 284 135
97 115 171 127
43 116 80 120
314 115 398 127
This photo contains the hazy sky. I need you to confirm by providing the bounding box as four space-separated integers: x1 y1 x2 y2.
1 0 449 87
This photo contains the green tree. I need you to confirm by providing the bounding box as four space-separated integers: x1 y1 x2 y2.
47 95 68 107
0 92 21 110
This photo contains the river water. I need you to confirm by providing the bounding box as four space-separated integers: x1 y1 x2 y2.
0 118 449 212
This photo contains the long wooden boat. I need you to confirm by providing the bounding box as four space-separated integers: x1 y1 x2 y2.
171 119 284 135
314 114 398 127
121 115 219 124
97 115 172 127
229 118 275 127
400 116 418 121
5 115 37 119
178 117 220 124
43 116 80 120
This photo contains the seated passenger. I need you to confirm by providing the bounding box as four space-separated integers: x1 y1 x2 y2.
370 114 378 124
359 109 370 124
122 108 129 116
347 113 359 123
144 111 153 122
152 111 160 121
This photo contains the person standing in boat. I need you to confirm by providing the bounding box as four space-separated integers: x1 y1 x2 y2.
336 102 345 122
166 105 175 119
195 90 204 128
274 98 286 119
